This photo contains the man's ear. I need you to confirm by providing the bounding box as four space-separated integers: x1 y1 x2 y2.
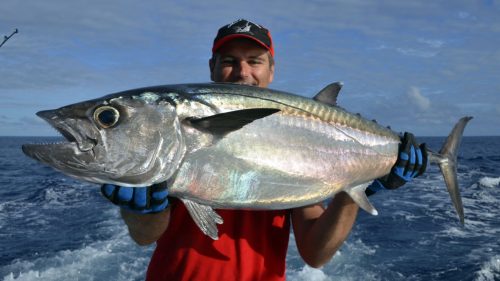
269 63 275 84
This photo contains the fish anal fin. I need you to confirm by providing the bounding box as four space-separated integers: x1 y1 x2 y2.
313 82 343 106
181 199 223 240
188 108 280 137
345 183 378 216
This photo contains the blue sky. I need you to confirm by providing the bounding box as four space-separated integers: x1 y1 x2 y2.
1 0 499 136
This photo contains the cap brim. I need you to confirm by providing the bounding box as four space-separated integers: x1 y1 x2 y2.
212 34 273 56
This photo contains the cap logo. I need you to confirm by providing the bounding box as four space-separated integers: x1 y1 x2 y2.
235 22 252 34
226 19 264 35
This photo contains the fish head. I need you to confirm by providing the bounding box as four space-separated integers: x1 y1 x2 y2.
22 93 186 186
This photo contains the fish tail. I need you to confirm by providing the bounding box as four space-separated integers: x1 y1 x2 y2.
428 116 473 224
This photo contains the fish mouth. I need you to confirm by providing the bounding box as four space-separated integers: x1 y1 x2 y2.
23 110 97 156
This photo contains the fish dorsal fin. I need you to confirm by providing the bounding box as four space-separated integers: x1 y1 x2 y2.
345 182 378 216
188 108 280 137
313 82 343 106
182 199 223 240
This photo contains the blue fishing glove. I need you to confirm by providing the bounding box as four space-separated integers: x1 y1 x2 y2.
366 132 428 196
101 183 169 214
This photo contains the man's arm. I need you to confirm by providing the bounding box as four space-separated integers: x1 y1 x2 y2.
291 193 358 268
101 183 171 245
121 208 171 245
292 132 428 268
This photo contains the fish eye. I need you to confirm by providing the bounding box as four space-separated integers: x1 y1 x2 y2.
93 106 120 128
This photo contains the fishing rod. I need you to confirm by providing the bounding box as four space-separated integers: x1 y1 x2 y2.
0 28 19 48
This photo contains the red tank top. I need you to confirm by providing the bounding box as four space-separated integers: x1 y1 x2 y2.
146 200 291 281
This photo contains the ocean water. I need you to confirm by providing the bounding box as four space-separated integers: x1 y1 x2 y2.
0 136 499 281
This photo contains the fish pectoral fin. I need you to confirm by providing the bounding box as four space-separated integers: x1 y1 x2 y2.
181 199 224 240
187 108 280 137
313 82 343 106
345 183 378 216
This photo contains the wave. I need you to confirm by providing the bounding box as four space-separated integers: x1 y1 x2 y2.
1 209 154 281
478 177 500 188
474 255 500 281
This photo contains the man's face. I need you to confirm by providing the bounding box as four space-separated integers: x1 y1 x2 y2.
210 38 274 88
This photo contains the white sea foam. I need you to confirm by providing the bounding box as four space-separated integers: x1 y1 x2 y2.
440 225 469 238
40 181 95 209
0 202 5 228
285 237 386 281
287 265 331 281
478 177 500 188
1 210 154 281
4 230 366 281
474 255 500 281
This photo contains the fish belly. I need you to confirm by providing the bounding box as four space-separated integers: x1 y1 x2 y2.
169 112 399 209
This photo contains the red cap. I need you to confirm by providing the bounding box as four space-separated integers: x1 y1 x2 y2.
212 19 274 57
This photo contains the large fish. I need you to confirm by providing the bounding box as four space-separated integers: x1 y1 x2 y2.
22 82 472 239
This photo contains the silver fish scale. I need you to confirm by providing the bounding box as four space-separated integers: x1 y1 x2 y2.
188 86 397 139
168 87 400 209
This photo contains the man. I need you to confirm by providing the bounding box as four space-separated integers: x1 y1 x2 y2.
102 19 427 280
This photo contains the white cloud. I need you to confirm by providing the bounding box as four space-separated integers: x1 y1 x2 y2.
407 87 431 111
417 38 444 48
371 40 442 58
458 11 471 19
396 48 437 58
